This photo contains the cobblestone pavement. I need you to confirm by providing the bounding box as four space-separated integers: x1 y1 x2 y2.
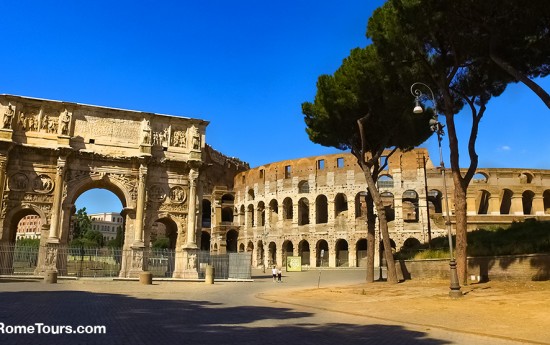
0 270 546 345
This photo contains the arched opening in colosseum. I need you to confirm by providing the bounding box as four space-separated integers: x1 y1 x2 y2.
334 193 348 219
256 240 264 267
202 199 211 228
226 229 238 252
335 239 349 267
247 204 255 227
316 240 329 267
428 189 442 213
477 190 490 215
381 192 395 221
356 239 368 267
239 243 245 252
402 190 419 222
221 207 233 223
379 239 396 267
544 190 550 214
298 198 310 225
355 192 368 219
248 188 255 200
500 189 513 214
299 240 310 266
238 205 245 226
377 174 394 188
247 241 254 253
522 190 535 215
402 237 421 252
316 195 328 224
256 201 265 227
473 172 488 183
200 231 210 251
269 199 279 225
519 172 534 184
283 240 293 267
268 242 277 266
298 180 309 193
283 197 293 221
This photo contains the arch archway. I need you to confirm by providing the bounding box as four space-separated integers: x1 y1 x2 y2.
335 239 348 267
226 229 238 253
298 240 310 266
316 239 329 267
356 239 368 267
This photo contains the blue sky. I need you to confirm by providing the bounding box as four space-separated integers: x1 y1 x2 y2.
2 1 549 213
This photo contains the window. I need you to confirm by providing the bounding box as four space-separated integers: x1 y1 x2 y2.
285 165 291 179
317 159 325 170
259 169 264 179
337 157 344 168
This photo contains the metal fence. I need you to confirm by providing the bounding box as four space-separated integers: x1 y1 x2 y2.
0 244 251 279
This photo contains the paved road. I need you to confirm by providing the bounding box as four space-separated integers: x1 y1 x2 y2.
0 270 534 345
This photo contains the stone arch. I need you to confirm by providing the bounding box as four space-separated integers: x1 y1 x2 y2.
247 204 255 227
355 191 368 219
298 197 309 225
519 172 534 184
282 240 293 267
298 180 309 194
2 204 48 243
316 239 329 267
316 195 328 224
239 205 245 226
257 201 265 227
402 237 421 251
402 190 419 222
221 207 233 222
381 192 395 221
334 193 348 218
201 199 211 228
335 239 348 267
269 199 279 225
268 241 277 266
500 189 513 214
150 216 179 277
522 190 535 215
377 174 394 188
428 189 442 213
247 188 255 201
477 190 490 215
544 190 550 214
65 174 131 210
473 172 488 183
298 240 310 266
282 197 293 220
226 229 238 253
239 243 245 252
200 231 210 251
356 238 368 267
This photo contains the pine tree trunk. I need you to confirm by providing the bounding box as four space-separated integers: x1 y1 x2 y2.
365 192 376 283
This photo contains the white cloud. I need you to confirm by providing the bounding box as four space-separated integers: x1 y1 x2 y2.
499 145 511 151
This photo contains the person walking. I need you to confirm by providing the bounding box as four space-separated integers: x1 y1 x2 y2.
272 266 277 282
277 267 282 283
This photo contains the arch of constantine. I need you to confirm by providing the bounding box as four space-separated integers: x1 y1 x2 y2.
1 94 549 276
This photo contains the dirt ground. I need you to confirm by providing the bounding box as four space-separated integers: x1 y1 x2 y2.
260 279 550 344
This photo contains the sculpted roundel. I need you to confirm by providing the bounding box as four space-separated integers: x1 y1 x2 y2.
9 173 29 191
33 174 55 193
149 184 167 202
170 186 186 204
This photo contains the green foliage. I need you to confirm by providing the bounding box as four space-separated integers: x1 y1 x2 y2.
152 237 170 250
73 207 92 240
107 226 124 249
15 238 40 248
397 220 550 259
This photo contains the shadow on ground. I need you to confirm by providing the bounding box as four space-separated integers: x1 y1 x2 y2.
0 290 450 345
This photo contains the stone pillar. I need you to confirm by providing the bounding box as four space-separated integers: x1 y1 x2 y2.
511 195 524 215
533 196 545 215
466 193 477 215
48 157 66 243
488 195 501 215
0 158 8 215
133 164 147 247
185 168 199 249
328 245 336 268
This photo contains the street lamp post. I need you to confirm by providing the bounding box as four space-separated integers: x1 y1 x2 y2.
410 82 462 298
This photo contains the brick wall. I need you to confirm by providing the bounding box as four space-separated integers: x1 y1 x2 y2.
398 253 550 282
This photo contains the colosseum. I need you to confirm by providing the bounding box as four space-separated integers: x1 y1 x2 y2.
204 149 550 269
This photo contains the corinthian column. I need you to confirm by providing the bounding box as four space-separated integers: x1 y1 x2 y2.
48 157 67 243
133 164 147 247
184 168 199 248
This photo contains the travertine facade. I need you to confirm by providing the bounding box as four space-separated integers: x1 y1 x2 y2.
218 150 550 268
0 94 215 277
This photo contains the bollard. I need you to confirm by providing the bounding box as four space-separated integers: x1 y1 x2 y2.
205 265 214 284
44 270 58 284
139 271 153 285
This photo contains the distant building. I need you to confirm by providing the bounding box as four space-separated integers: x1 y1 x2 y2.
16 215 42 240
89 212 123 243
